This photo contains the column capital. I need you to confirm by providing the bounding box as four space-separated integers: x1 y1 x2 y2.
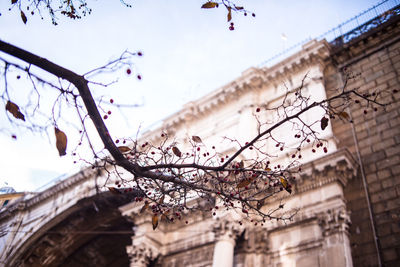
126 243 159 267
213 218 243 243
317 206 351 236
241 227 269 253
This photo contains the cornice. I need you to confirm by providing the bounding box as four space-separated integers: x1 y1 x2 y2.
0 168 95 221
142 39 331 138
260 149 358 206
298 148 358 183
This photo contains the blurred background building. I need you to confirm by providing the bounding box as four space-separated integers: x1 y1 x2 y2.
0 1 399 266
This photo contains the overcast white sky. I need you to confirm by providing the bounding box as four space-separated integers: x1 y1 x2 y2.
0 0 384 192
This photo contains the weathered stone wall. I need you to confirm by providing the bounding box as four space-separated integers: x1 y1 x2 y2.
324 17 400 267
1 10 399 267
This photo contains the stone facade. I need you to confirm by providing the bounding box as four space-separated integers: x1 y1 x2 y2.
325 13 400 266
119 11 400 267
0 6 399 267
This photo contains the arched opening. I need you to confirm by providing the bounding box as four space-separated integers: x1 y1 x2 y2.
8 192 135 267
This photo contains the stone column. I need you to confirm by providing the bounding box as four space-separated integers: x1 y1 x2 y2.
212 219 241 267
318 207 353 267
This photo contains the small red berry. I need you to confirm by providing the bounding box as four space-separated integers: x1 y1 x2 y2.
107 111 111 115
110 99 114 103
137 74 142 80
138 51 143 56
103 115 108 119
126 68 131 75
252 13 256 17
256 107 260 112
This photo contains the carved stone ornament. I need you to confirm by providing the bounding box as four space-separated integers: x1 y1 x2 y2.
317 207 351 236
242 227 269 253
213 218 243 242
126 244 159 267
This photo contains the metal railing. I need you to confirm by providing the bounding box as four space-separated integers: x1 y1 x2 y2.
260 0 400 67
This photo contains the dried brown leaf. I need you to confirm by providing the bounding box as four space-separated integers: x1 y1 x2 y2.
140 202 149 213
55 127 67 156
21 11 27 24
172 146 182 157
201 2 218 9
159 195 165 204
152 214 159 230
237 178 252 189
238 160 244 168
118 146 131 153
320 117 329 130
280 177 292 194
192 135 203 143
257 199 264 210
339 111 350 120
6 101 25 121
227 7 232 22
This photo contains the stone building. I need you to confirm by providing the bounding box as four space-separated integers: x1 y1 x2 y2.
0 2 399 267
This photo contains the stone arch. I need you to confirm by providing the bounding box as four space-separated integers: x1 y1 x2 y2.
6 192 135 267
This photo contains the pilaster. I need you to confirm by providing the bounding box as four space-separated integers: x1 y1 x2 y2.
212 218 243 267
318 206 353 267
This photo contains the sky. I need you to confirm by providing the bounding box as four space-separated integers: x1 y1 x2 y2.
0 0 387 192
